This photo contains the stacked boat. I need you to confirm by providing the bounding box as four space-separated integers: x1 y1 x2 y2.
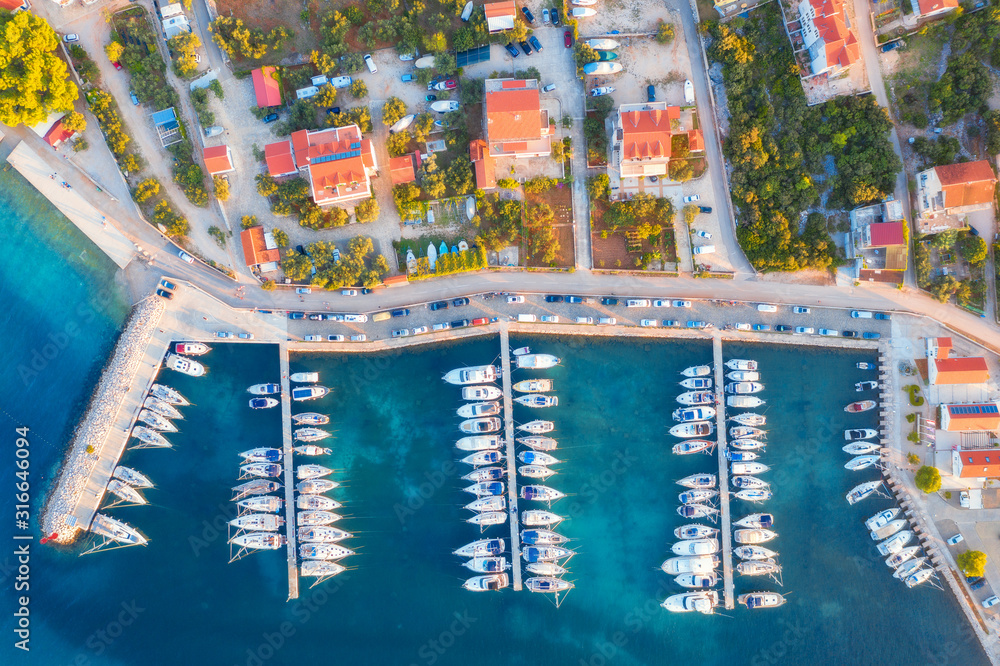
129 383 190 452
230 449 286 560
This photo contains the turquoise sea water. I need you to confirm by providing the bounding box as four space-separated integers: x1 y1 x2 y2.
0 172 989 665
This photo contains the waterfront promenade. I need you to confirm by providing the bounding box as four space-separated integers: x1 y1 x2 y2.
278 342 299 600
712 334 735 610
499 325 524 591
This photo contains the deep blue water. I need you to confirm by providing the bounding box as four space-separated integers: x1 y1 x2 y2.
0 169 988 666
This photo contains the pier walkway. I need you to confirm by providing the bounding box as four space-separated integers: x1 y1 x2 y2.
712 333 735 610
279 343 299 600
499 324 523 591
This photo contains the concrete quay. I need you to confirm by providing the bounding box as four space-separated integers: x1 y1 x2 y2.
712 333 735 610
498 325 523 591
278 342 299 600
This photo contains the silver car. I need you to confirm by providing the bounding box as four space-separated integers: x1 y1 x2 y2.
575 317 593 324
672 300 692 308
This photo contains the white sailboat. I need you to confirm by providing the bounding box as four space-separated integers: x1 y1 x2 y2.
677 473 716 489
113 466 153 488
519 420 555 434
846 481 883 505
88 515 147 547
461 450 504 466
518 450 560 466
290 372 319 383
518 436 557 451
682 365 711 377
297 495 341 511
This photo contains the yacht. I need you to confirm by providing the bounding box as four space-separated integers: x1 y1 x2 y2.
877 531 914 556
865 508 900 532
518 451 560 466
519 420 555 434
845 400 877 413
513 379 553 393
671 538 720 556
669 422 714 438
734 514 773 529
845 455 881 471
290 372 319 383
464 481 505 496
885 546 920 568
231 532 285 550
297 495 341 511
680 377 712 390
904 568 934 588
737 559 782 577
292 386 330 402
724 359 758 372
846 481 882 504
730 413 766 426
735 489 773 502
232 479 281 497
856 381 879 391
150 384 188 405
239 447 282 462
845 428 878 441
456 436 502 451
137 409 177 432
871 519 907 541
299 544 354 560
660 555 718 575
293 413 330 426
677 473 717 489
727 395 765 408
521 510 564 526
467 511 507 526
238 496 283 513
521 485 565 502
678 489 718 504
298 511 343 527
144 397 182 420
730 426 766 439
676 573 718 589
526 577 574 594
726 450 759 462
294 445 332 456
296 479 339 494
672 439 714 455
674 524 718 540
734 529 777 544
515 395 559 408
166 353 205 377
175 342 210 356
297 465 334 480
464 557 510 573
734 545 777 560
453 539 505 558
113 466 153 488
250 397 279 409
241 463 282 478
462 385 502 401
662 591 718 614
726 381 763 394
677 504 718 520
248 383 281 395
516 354 560 369
731 476 769 490
461 450 504 466
730 439 766 451
521 529 569 545
298 527 352 543
682 365 711 377
857 362 876 370
522 546 575 562
463 573 510 591
731 462 770 475
106 479 146 505
460 417 502 434
677 391 714 406
672 406 716 422
727 371 760 382
444 365 499 385
518 436 557 451
843 441 880 455
130 426 170 448
229 513 284 531
526 562 567 576
294 428 332 442
463 467 505 483
519 465 556 479
301 561 346 579
457 402 501 418
738 592 787 609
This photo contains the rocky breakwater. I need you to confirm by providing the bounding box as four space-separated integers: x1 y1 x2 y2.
41 297 166 544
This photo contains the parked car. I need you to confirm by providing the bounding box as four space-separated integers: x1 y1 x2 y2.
429 301 449 310
263 113 279 123
793 306 810 314
819 329 838 336
575 316 593 324
663 320 680 327
296 287 312 294
453 297 470 307
673 300 692 308
653 300 670 307
505 43 521 58
795 326 815 334
63 33 79 42
545 295 564 303
304 335 323 342
432 322 450 331
541 315 559 323
391 309 410 317
735 323 752 331
698 206 712 214
112 61 123 71
327 335 345 342
753 324 771 332
692 245 715 255
851 310 873 319
364 54 378 73
130 92 139 105
178 250 194 264
863 332 881 339
564 30 573 48
472 317 488 326
451 319 470 329
598 317 616 325
647 85 656 103
521 6 535 23
687 321 707 328
344 314 368 323
775 325 793 332
519 40 532 55
694 230 712 239
842 330 858 338
601 297 618 306
552 7 561 26
391 329 411 338
542 83 556 93
983 596 1000 609
874 312 891 320
626 299 651 308
542 8 550 22
528 35 543 52
401 74 413 82
683 194 700 203
637 319 656 327
412 326 429 335
155 289 173 299
308 314 323 321
757 304 777 312
350 334 366 342
507 295 525 303
961 491 971 508
238 333 254 340
880 40 904 53
324 314 344 321
972 579 987 592
288 312 305 320
567 296 584 303
159 279 176 291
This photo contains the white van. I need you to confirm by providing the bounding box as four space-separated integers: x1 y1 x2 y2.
364 54 378 74
517 314 537 323
692 245 716 255
329 76 352 89
626 299 651 308
851 310 873 319
756 304 777 313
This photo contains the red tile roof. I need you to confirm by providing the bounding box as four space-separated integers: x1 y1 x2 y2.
251 67 282 108
936 160 997 208
310 155 368 203
264 141 296 176
203 145 233 175
485 85 542 142
470 140 496 190
944 404 1000 432
0 0 26 11
484 0 516 32
868 221 905 247
935 337 953 359
389 154 417 184
958 449 1000 478
933 357 990 385
240 227 280 267
619 108 680 161
43 120 75 148
687 129 705 153
917 0 958 15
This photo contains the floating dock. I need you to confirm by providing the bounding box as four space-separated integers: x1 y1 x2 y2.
712 334 735 610
499 325 523 591
279 342 299 600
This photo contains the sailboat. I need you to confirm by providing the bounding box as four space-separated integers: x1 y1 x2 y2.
678 489 717 504
843 441 880 455
459 417 503 433
672 439 714 455
845 455 881 471
137 409 176 432
297 495 341 511
519 465 556 479
731 462 769 475
238 496 283 513
294 428 331 442
299 544 354 560
734 545 777 560
229 514 285 531
669 422 714 438
518 436 557 450
150 384 188 405
299 527 352 543
521 510 564 526
113 466 153 488
519 420 555 434
144 397 182 419
239 447 282 462
903 568 934 588
738 592 787 609
106 479 146 505
231 532 285 550
298 511 343 527
301 561 346 579
846 481 882 504
130 426 170 448
677 473 716 489
737 559 781 577
461 450 504 466
682 366 711 377
297 465 334 480
518 451 560 466
294 445 332 456
465 497 506 514
468 512 507 527
734 514 773 529
520 485 565 502
456 436 502 451
241 463 281 478
293 413 330 425
730 413 766 426
515 395 558 408
463 557 509 573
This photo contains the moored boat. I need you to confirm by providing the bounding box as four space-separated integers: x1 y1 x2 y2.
674 524 718 540
521 485 565 502
737 559 781 577
454 538 505 558
297 464 334 480
131 425 170 448
239 447 282 462
731 475 769 490
457 402 501 418
463 467 505 483
843 441 880 455
144 396 182 419
682 365 712 378
877 531 914 556
296 479 339 494
230 513 284 531
456 435 502 451
727 395 765 408
516 354 560 369
526 562 567 576
462 385 502 401
232 479 281 497
518 436 557 450
231 532 284 550
526 577 574 594
297 495 341 511
734 513 773 529
677 391 714 406
518 450 560 466
464 557 510 573
175 342 210 356
730 439 765 451
519 464 556 479
677 504 719 520
856 380 879 391
467 511 507 526
293 412 330 425
521 510 564 526
672 439 714 455
298 511 343 527
294 427 331 442
672 538 720 556
290 372 319 383
292 386 330 402
845 400 877 413
730 413 767 426
519 420 555 434
464 481 505 496
726 450 759 461
677 473 716 489
845 455 881 471
738 592 786 609
846 481 882 504
166 353 205 377
444 365 499 385
463 573 510 591
113 466 153 488
106 479 146 505
669 422 714 438
845 428 878 441
857 362 876 370
661 555 719 575
248 383 281 395
299 527 352 543
150 384 188 405
301 561 346 578
137 409 176 432
662 591 718 614
680 377 712 390
522 545 575 562
294 445 332 456
249 397 279 409
734 528 777 544
238 496 283 513
726 382 763 394
885 546 920 568
672 406 716 422
513 379 553 393
241 463 282 478
730 426 766 439
678 489 717 504
734 545 777 560
871 519 907 541
299 543 354 560
727 371 760 382
735 489 773 502
865 508 900 532
731 462 770 475
515 394 559 408
461 450 504 466
521 529 569 545
726 359 758 371
461 417 502 433
904 567 934 588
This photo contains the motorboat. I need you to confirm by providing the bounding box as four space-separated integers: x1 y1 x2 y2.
513 347 531 357
454 539 505 558
457 402 501 418
727 371 760 382
106 479 146 505
522 546 574 562
461 450 504 466
730 413 766 426
515 395 559 408
672 439 714 455
674 524 718 540
730 426 766 439
301 561 346 579
248 383 281 395
857 362 876 370
526 562 567 576
297 495 341 511
885 546 920 568
730 439 765 451
519 436 557 451
239 447 282 462
660 555 719 575
726 450 759 461
845 428 878 441
865 508 900 532
726 359 758 371
727 395 765 408
904 568 934 588
738 592 786 609
735 489 773 502
166 353 205 377
519 465 556 479
463 573 510 591
856 381 879 391
294 445 332 456
734 529 777 544
734 514 773 529
521 529 569 545
150 384 188 405
297 464 334 480
299 544 354 560
677 391 714 406
680 378 712 390
734 545 777 560
843 441 880 455
298 526 352 543
678 489 717 504
682 365 711 378
241 463 282 478
671 538 719 556
464 481 505 496
461 417 502 433
573 7 599 18
877 531 914 556
737 559 782 577
238 496 283 513
293 413 330 426
845 400 877 413
669 422 714 438
294 428 331 442
726 382 763 394
298 511 343 527
513 379 553 393
661 591 718 614
137 409 176 432
456 436 502 451
870 519 907 541
463 385 502 401
250 397 279 409
571 0 596 4
845 455 881 471
465 498 507 515
846 481 882 505
144 397 182 420
519 420 555 434
672 406 716 422
519 451 560 466
731 462 770 475
230 513 284 531
463 467 505 482
586 38 620 50
677 473 716 489
231 532 284 550
290 372 319 383
292 386 330 402
130 426 170 448
516 354 560 369
521 485 565 502
175 342 210 355
677 504 718 520
444 365 499 385
731 476 769 490
676 573 718 589
232 479 281 497
296 479 339 494
464 557 510 573
467 512 507 526
521 510 563 526
113 466 153 488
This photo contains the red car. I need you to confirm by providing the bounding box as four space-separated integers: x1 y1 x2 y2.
113 61 123 71
564 31 573 49
472 317 488 326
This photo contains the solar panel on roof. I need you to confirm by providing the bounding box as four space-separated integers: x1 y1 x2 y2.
984 405 999 413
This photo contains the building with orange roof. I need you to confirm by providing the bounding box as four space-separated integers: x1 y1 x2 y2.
203 145 234 175
469 139 497 190
926 337 953 360
798 0 860 76
265 142 297 177
389 153 419 185
915 160 996 232
952 449 1000 480
251 67 282 108
612 102 705 179
941 403 1000 432
240 226 281 271
484 0 516 32
43 119 76 149
930 357 990 386
0 0 30 12
483 79 551 158
912 0 959 18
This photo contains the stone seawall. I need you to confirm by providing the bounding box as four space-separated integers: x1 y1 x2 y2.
41 297 165 544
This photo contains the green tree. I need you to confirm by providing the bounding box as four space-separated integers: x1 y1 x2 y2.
386 131 412 157
281 250 313 281
422 170 446 199
168 32 201 78
272 228 289 247
261 279 276 291
587 174 610 200
446 156 475 195
241 214 260 229
62 111 87 132
354 197 380 223
105 41 124 63
914 465 942 494
134 178 161 203
957 550 987 578
350 80 368 99
574 43 599 68
0 12 79 127
435 53 457 75
655 21 675 45
382 97 408 126
423 32 448 53
930 229 958 250
256 173 278 197
311 84 338 109
213 176 230 201
959 233 988 266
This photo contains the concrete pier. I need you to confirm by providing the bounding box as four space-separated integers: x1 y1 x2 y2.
712 333 735 610
279 342 299 600
499 325 523 591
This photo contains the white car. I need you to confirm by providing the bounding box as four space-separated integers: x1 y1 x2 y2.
507 295 525 303
327 335 345 342
653 300 670 307
350 334 366 342
542 83 556 93
178 250 194 264
540 315 559 323
575 316 593 324
344 314 368 323
795 326 815 334
295 287 311 294
598 317 616 325
960 491 970 508
626 299 651 308
947 534 964 545
793 306 811 314
683 195 700 203
984 596 1000 608
432 322 450 331
695 230 713 239
63 34 79 42
412 325 429 335
757 304 777 312
304 335 323 341
391 328 411 338
364 54 378 74
342 289 358 296
735 323 751 331
237 333 254 340
640 319 659 327
672 300 692 308
819 328 838 336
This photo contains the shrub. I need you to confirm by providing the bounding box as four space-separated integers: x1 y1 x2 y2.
354 197 380 223
105 41 124 63
906 413 916 423
587 174 610 200
208 225 226 248
907 453 920 464
523 176 556 194
497 178 518 190
350 80 368 99
133 178 160 203
382 97 408 126
914 465 941 494
957 550 987 578
213 176 230 202
261 279 276 291
272 228 289 247
241 215 259 229
906 385 924 406
655 21 675 45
